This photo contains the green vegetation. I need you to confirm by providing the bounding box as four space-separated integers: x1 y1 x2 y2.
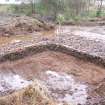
0 0 105 23
10 4 34 16
0 5 12 13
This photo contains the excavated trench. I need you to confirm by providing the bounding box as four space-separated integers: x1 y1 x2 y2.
0 44 105 105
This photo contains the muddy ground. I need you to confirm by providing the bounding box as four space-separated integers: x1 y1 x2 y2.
0 51 105 105
0 15 105 105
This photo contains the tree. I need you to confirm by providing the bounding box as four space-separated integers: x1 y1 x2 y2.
64 0 86 17
20 0 36 14
26 0 36 14
42 0 65 20
96 0 104 17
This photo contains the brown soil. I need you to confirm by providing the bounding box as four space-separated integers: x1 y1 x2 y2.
0 15 54 37
0 51 105 104
0 51 104 84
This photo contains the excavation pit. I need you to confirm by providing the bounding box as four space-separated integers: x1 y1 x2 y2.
0 45 105 105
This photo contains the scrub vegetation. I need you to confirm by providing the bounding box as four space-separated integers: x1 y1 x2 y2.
0 0 105 23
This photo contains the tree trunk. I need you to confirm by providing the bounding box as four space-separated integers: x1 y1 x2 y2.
96 0 103 17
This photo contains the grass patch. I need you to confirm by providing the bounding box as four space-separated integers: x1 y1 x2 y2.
0 5 12 13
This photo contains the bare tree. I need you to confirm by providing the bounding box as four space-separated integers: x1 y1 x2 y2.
96 0 104 17
42 0 65 20
29 0 36 14
21 0 36 14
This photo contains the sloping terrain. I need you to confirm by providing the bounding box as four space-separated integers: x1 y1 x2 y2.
0 14 105 105
0 14 54 37
0 51 105 105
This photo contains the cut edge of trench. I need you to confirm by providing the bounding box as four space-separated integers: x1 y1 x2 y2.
0 42 104 68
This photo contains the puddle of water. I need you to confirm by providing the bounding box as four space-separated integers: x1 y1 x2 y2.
0 73 32 96
0 30 56 46
0 35 34 46
41 30 55 36
42 71 88 105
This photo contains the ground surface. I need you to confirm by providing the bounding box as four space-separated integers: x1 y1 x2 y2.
0 15 105 105
0 51 105 105
0 24 105 60
0 14 54 37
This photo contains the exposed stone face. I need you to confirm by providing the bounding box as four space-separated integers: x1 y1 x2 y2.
0 43 104 67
